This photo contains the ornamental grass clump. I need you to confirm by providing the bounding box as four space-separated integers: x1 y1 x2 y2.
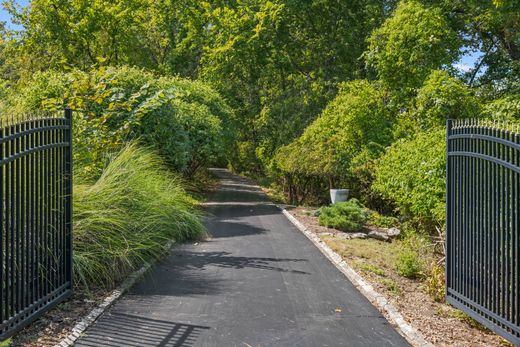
318 199 367 232
73 143 205 289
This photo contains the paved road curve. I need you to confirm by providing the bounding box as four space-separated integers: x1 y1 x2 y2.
76 169 409 347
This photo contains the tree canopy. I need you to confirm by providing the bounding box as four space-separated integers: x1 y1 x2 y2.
0 0 518 208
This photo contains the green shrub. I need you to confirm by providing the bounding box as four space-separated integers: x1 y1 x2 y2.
276 80 393 180
373 128 446 229
413 70 481 129
73 143 205 289
482 94 520 121
395 235 428 279
395 248 423 279
274 80 394 204
318 199 367 232
13 66 235 179
367 210 399 228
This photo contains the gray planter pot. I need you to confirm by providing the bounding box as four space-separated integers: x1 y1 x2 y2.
330 189 349 204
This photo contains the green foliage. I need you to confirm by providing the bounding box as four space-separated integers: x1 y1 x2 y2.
3 0 206 75
276 80 393 179
435 0 520 93
413 70 481 129
482 94 520 121
367 211 399 228
396 247 423 279
201 0 391 172
395 235 428 278
318 199 367 232
274 80 393 204
12 66 234 179
365 1 460 97
373 129 446 228
73 143 205 289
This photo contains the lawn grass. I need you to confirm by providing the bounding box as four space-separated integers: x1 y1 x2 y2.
323 236 400 271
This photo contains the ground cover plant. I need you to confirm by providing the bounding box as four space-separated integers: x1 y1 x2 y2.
318 199 367 232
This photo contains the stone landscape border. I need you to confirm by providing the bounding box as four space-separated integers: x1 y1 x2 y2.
278 205 434 347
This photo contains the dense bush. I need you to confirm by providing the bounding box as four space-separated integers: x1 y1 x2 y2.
318 199 367 232
367 211 399 229
11 66 235 179
277 80 392 179
274 80 394 203
482 94 520 121
73 143 205 289
395 248 423 279
372 129 446 228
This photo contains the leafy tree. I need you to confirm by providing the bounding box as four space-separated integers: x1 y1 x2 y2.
413 70 481 127
365 0 460 98
12 66 234 178
423 0 519 94
201 0 393 172
3 0 206 75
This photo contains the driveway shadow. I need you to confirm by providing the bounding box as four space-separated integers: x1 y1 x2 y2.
203 203 281 224
76 312 210 347
171 250 309 275
206 219 266 238
127 250 309 297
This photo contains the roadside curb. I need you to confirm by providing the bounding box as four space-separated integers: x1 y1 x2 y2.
54 240 175 347
278 205 434 347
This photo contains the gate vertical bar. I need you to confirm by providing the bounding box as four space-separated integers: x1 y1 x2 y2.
446 119 452 295
64 109 73 288
447 119 520 344
0 123 3 325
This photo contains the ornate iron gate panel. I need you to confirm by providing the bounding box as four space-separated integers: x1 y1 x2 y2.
446 119 519 345
0 109 73 339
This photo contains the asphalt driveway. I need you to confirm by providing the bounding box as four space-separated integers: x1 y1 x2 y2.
75 168 409 347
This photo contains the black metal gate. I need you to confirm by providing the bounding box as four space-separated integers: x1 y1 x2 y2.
446 119 519 345
0 109 73 339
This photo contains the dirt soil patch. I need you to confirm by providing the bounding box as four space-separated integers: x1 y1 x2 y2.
288 206 511 347
9 289 108 347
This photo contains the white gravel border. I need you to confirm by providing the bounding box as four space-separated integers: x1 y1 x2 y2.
54 240 175 347
278 205 434 347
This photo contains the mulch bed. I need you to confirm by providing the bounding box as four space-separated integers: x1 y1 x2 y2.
10 289 108 347
288 206 512 347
